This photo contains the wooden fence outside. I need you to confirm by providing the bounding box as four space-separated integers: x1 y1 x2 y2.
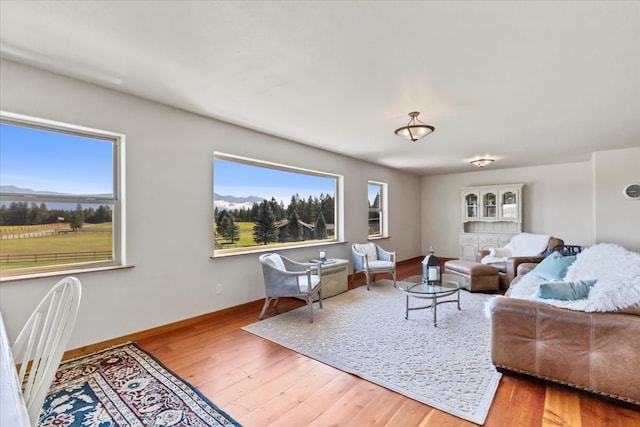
0 251 112 265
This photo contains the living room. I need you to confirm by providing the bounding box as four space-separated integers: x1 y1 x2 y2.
4 54 636 353
1 2 639 426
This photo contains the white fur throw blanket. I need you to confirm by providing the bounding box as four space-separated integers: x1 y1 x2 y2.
504 243 640 312
481 232 550 264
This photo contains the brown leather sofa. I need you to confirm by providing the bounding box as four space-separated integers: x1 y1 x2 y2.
490 243 640 405
490 296 640 405
477 237 564 290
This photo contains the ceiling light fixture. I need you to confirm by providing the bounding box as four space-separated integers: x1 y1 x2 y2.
470 158 495 168
394 112 435 142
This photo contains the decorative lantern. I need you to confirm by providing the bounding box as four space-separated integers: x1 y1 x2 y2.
318 250 327 262
422 247 441 286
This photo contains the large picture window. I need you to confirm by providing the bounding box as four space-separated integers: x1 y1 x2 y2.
368 181 387 238
0 112 124 278
213 153 340 255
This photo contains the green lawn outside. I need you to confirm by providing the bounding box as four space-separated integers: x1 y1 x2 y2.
2 219 332 270
214 221 333 252
0 223 113 270
215 221 257 248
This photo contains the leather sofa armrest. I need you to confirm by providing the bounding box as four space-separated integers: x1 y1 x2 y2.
505 256 545 285
489 297 539 370
547 237 565 253
516 262 538 277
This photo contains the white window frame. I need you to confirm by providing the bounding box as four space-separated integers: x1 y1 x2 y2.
0 111 126 280
368 181 388 239
213 152 343 257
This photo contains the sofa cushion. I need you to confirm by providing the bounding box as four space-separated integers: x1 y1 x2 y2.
536 280 597 300
489 247 510 258
530 252 576 281
506 243 640 313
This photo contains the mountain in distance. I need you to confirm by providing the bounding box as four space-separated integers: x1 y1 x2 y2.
214 193 266 211
1 185 66 196
0 185 113 210
3 186 270 211
0 185 111 198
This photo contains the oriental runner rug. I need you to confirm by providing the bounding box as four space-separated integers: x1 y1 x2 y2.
243 280 501 425
39 343 241 426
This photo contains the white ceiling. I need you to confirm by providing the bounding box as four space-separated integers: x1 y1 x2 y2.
1 1 639 175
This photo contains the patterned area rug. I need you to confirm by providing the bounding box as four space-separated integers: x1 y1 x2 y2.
243 280 501 425
40 343 241 427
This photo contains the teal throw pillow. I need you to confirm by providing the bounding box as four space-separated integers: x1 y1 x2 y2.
536 280 597 301
530 252 576 280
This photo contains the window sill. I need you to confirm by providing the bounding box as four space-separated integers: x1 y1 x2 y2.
0 264 135 283
211 241 348 259
368 236 390 241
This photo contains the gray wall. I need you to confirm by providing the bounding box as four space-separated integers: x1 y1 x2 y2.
594 147 640 249
0 59 422 348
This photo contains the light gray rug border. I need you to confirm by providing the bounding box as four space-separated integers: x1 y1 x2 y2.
242 280 502 425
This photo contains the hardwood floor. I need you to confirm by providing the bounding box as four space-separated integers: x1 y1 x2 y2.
67 258 639 426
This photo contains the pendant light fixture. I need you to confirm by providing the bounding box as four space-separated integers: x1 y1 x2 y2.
394 112 435 142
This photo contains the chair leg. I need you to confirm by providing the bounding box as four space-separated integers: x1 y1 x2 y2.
307 298 314 323
365 271 371 290
259 297 274 319
393 270 397 287
318 288 323 309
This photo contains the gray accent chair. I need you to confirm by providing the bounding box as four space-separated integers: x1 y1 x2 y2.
351 243 397 290
258 253 323 323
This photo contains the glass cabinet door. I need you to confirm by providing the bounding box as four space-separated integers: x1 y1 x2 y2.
501 191 517 218
482 192 497 218
464 193 479 219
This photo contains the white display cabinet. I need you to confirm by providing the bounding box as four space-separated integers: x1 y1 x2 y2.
459 184 523 260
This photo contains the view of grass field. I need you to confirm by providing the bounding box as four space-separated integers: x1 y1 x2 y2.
214 221 264 249
0 223 112 270
214 221 332 250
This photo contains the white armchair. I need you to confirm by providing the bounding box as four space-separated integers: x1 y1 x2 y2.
258 253 323 323
351 243 396 290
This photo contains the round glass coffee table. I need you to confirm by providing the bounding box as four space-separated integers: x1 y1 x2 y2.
399 274 469 326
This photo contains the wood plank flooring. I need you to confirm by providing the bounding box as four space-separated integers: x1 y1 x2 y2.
67 258 640 426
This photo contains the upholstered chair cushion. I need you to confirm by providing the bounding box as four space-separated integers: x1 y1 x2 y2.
297 275 321 293
264 253 286 270
355 243 378 261
367 260 394 269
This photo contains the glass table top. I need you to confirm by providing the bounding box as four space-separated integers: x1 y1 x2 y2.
399 273 469 295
